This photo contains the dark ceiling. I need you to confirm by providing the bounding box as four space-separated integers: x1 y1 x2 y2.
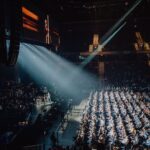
31 0 150 23
30 0 150 52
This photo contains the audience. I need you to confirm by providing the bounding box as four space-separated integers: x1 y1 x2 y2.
0 81 52 144
75 89 150 149
0 61 150 150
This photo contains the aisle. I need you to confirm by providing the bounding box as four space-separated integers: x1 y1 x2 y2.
36 97 89 150
56 98 89 147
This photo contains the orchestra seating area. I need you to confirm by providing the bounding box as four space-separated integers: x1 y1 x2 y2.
76 89 150 149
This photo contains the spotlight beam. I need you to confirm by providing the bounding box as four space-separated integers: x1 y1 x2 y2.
18 43 98 100
81 22 126 67
31 44 97 84
101 0 142 43
80 0 142 67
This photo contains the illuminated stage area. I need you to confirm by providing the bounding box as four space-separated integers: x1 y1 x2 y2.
0 0 150 150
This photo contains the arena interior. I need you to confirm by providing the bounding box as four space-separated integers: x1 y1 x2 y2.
0 0 150 150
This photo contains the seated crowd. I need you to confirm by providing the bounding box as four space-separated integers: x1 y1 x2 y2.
0 81 51 143
104 62 150 89
76 89 150 149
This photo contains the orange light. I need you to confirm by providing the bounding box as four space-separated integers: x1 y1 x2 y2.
23 23 38 32
22 6 39 21
23 17 37 28
93 34 99 46
53 31 59 37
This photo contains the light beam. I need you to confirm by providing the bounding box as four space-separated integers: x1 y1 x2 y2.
18 43 98 103
81 22 126 67
81 0 142 67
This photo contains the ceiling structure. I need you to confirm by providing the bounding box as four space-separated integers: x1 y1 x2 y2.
30 0 150 52
31 0 150 23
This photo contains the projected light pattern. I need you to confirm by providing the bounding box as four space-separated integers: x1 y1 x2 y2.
22 7 39 21
23 23 38 32
18 43 98 101
23 17 38 28
22 6 39 32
